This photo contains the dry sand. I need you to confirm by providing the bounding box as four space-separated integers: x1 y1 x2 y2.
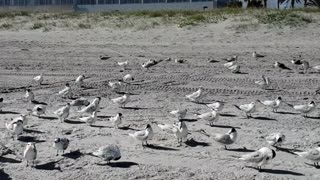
1 17 320 180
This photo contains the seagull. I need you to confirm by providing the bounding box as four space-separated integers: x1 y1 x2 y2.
53 137 69 156
206 101 224 112
108 81 122 92
111 94 130 108
12 114 28 127
294 147 320 168
254 75 270 90
6 119 23 140
274 62 291 71
195 109 219 126
258 97 282 112
312 65 320 72
30 104 46 118
302 60 310 74
23 142 37 167
222 55 238 62
79 111 97 126
24 89 34 102
291 59 303 73
91 145 121 164
175 58 186 63
228 64 240 73
70 98 90 110
123 74 134 82
118 61 128 70
265 133 285 147
169 109 187 120
224 61 236 68
99 55 111 60
129 124 154 147
158 120 188 146
212 128 237 150
238 147 276 172
287 101 316 117
78 97 101 114
252 51 265 60
33 74 43 85
75 75 85 88
58 83 72 98
185 86 204 102
234 101 256 118
142 59 157 69
109 113 123 129
54 103 71 122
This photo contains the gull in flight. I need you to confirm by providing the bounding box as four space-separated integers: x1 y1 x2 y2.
237 147 276 172
195 109 219 126
70 98 90 110
78 97 101 114
252 51 265 60
212 128 237 150
206 101 224 112
91 145 121 164
234 101 256 118
53 137 69 156
108 81 122 92
287 101 316 117
129 124 154 147
24 89 35 102
33 74 43 85
75 75 85 88
54 103 71 122
24 143 37 167
228 64 240 73
111 94 130 108
109 113 123 128
6 119 23 140
185 86 205 102
80 111 97 126
169 109 187 120
294 147 320 168
123 74 134 82
158 120 188 146
258 97 282 112
30 104 46 118
265 133 285 147
222 55 238 62
274 61 291 72
255 75 270 90
58 83 73 98
118 61 128 70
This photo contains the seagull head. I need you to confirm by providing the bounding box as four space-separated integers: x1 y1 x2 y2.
66 103 70 106
310 101 315 105
65 83 70 87
146 124 151 129
277 97 282 101
54 138 61 143
228 127 237 134
118 113 123 117
26 89 31 92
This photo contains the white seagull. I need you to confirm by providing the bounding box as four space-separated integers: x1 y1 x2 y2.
258 97 282 112
70 98 90 110
58 83 72 98
255 75 270 90
79 111 97 126
265 133 285 147
169 109 187 120
252 51 265 60
54 103 71 122
222 55 238 62
53 137 69 156
91 145 121 164
108 81 122 92
123 74 134 82
224 61 236 68
129 124 154 147
24 89 35 102
234 101 256 118
228 64 240 73
118 61 128 70
23 142 37 167
6 119 23 140
78 97 101 114
287 101 316 117
294 147 320 168
185 86 204 102
30 104 46 117
75 75 85 88
195 109 219 126
206 101 224 112
33 74 43 85
111 94 130 108
212 128 237 149
158 120 188 145
12 114 28 127
109 113 123 129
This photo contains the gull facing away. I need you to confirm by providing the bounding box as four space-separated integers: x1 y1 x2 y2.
274 62 291 72
195 109 219 126
30 104 46 118
258 97 282 112
123 74 134 82
53 137 69 156
33 74 43 85
70 98 90 110
24 142 37 167
206 101 224 112
185 86 205 102
158 120 188 146
294 147 320 168
234 101 256 118
111 94 130 108
169 109 187 120
58 83 73 98
6 119 23 140
254 75 270 90
91 145 121 164
54 103 71 122
228 64 240 73
212 128 237 150
238 147 276 172
108 81 122 92
129 124 154 147
80 111 97 126
222 55 238 62
287 101 316 117
109 113 123 128
252 51 265 60
24 89 35 102
75 75 85 88
78 97 101 114
265 133 285 147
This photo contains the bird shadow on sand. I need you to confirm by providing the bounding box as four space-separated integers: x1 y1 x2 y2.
210 124 241 129
276 111 299 115
304 163 320 169
0 111 19 115
276 146 303 155
121 107 148 110
305 116 320 120
245 166 304 176
40 116 58 120
64 120 85 124
146 144 179 151
31 100 48 105
115 92 139 95
185 139 210 147
97 115 112 119
24 129 45 134
234 72 248 75
90 125 110 128
62 150 83 160
0 156 21 163
0 169 11 180
98 161 139 168
208 59 220 63
226 148 255 152
252 116 277 121
18 136 46 143
220 113 237 117
118 125 139 131
35 160 62 171
180 118 198 122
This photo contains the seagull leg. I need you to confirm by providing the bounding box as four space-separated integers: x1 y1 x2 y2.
224 145 227 150
26 160 29 167
56 150 59 156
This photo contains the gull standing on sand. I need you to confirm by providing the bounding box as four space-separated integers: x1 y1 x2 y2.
237 147 276 172
222 55 238 62
91 145 121 164
30 104 46 118
108 81 122 92
111 94 130 108
252 51 265 60
234 101 256 118
258 97 282 112
70 98 90 110
109 113 123 128
80 111 97 126
185 86 204 102
142 59 157 69
255 75 270 90
195 109 219 126
274 61 291 72
224 61 236 68
58 83 72 98
33 74 43 85
123 74 134 82
158 120 188 145
129 124 154 147
54 103 71 122
6 119 23 140
24 89 35 102
118 61 128 70
23 142 37 167
312 65 320 72
228 64 240 73
265 133 285 147
294 147 320 168
287 101 316 117
12 114 28 127
75 75 85 88
78 97 101 114
206 101 224 112
53 137 69 156
212 128 237 150
169 109 187 120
